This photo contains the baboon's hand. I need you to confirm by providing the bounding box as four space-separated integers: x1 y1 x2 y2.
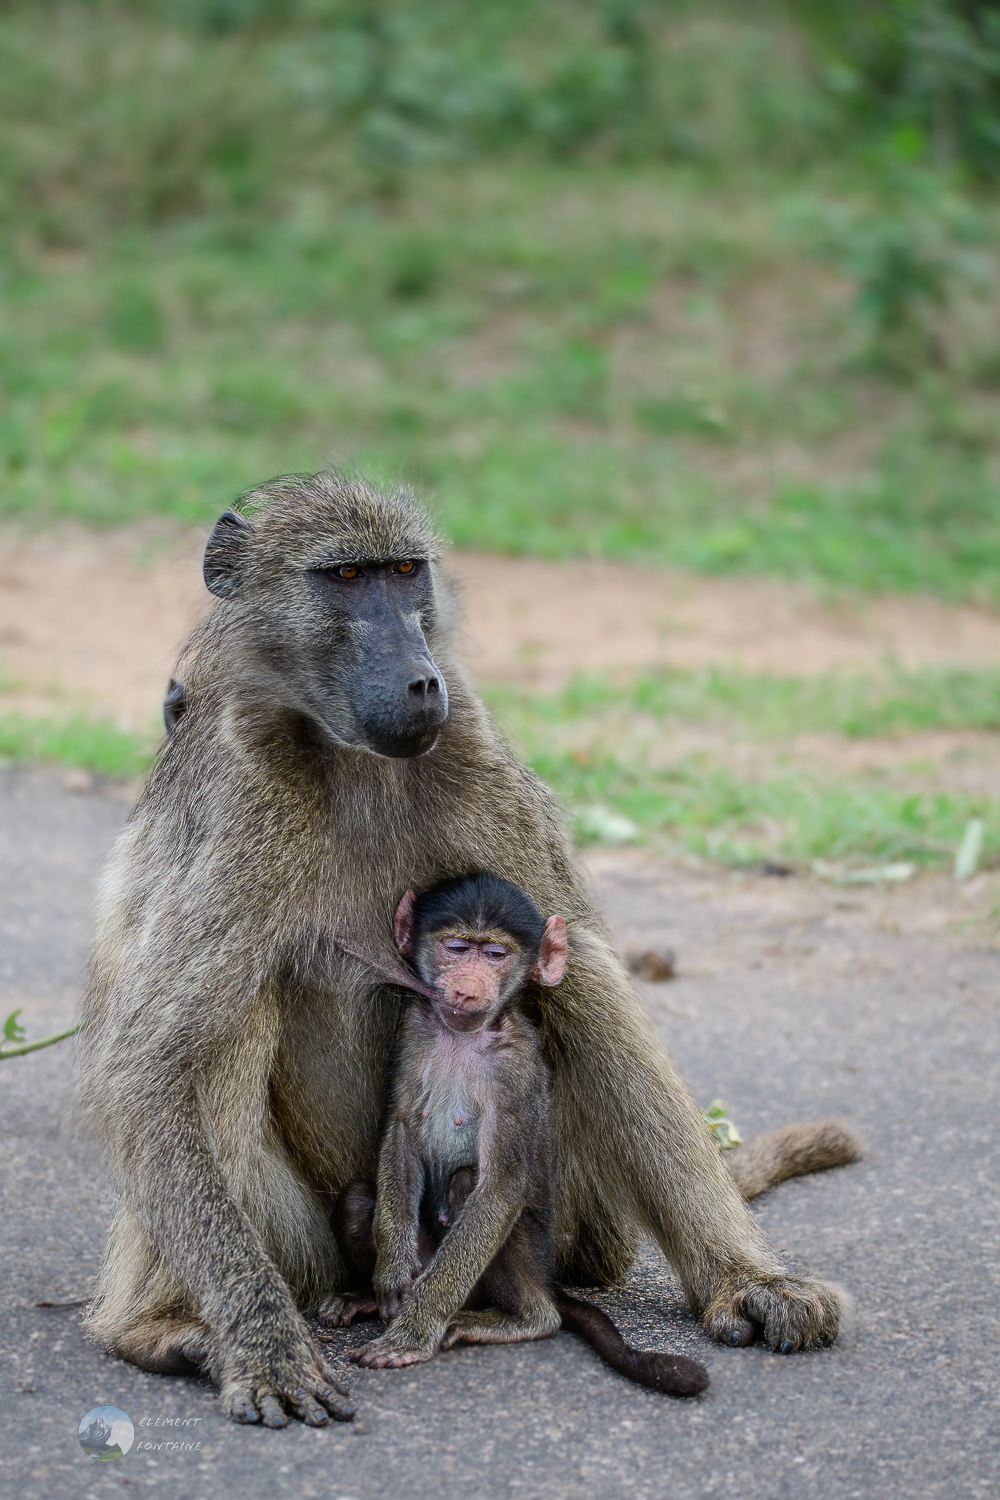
705 1272 843 1353
219 1332 355 1427
318 1292 379 1328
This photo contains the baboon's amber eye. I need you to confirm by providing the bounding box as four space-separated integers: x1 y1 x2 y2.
395 559 417 575
337 564 361 580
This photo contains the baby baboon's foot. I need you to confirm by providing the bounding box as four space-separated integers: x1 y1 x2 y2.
318 1292 379 1328
350 1330 439 1369
705 1273 843 1353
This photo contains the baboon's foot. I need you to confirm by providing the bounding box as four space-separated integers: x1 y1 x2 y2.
350 1329 439 1369
705 1273 843 1353
318 1292 379 1328
219 1333 355 1427
112 1317 209 1376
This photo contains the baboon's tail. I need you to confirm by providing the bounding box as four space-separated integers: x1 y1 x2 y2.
555 1293 709 1397
725 1119 861 1201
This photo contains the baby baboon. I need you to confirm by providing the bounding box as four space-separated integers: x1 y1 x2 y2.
81 472 856 1428
323 873 709 1398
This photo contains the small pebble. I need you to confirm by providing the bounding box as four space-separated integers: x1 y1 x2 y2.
626 947 677 982
63 769 95 794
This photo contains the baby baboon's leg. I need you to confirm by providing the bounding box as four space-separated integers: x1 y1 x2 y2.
440 1218 560 1349
443 1212 563 1356
321 1181 380 1327
332 1179 378 1280
440 1304 560 1347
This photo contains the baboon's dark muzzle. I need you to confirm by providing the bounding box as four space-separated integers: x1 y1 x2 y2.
352 646 449 758
330 576 450 758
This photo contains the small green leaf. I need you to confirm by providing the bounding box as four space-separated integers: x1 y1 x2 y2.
953 818 985 882
702 1098 742 1150
3 1009 26 1044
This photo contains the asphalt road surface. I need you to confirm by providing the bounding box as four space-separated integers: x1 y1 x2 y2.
1 769 998 1500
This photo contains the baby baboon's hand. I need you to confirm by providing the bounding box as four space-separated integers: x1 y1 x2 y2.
705 1272 843 1353
373 1275 415 1322
219 1330 355 1426
318 1291 379 1328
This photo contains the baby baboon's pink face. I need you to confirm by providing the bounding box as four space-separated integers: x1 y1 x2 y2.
394 888 567 1035
429 929 521 1032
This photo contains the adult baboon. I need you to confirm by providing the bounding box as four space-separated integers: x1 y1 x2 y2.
80 473 856 1427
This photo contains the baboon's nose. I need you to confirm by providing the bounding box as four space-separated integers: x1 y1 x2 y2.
408 673 441 699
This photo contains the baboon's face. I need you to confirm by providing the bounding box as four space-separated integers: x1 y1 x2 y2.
301 556 448 758
204 509 449 758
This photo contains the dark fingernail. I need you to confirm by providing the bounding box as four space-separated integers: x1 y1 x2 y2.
729 1330 742 1346
780 1339 794 1354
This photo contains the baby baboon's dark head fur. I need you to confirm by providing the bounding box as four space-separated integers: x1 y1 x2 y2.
411 872 548 958
198 472 449 759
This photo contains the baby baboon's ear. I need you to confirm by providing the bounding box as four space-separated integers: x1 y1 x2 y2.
204 510 253 598
533 915 567 987
394 890 417 957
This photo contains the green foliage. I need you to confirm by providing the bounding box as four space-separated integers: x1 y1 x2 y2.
703 1099 742 1150
523 745 999 868
793 169 993 371
107 279 166 354
796 0 1000 176
0 1 837 250
489 664 1000 741
3 1010 25 1045
486 666 1000 869
0 715 154 777
0 4 999 602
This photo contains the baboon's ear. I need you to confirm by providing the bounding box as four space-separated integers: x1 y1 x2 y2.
533 915 567 987
394 890 417 957
204 510 253 598
163 677 186 733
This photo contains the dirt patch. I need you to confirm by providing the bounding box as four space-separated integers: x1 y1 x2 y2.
3 526 1000 732
459 553 1000 684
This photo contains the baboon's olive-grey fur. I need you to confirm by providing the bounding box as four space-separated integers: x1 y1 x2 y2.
80 472 856 1427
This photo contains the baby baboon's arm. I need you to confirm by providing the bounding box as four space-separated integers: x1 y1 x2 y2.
372 1114 425 1320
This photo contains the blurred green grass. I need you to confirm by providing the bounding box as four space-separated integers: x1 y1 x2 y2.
486 663 1000 740
1 3 1000 601
0 714 151 778
487 666 1000 866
